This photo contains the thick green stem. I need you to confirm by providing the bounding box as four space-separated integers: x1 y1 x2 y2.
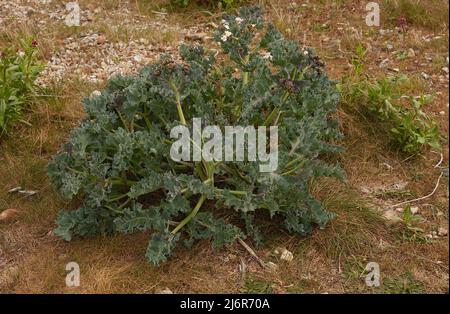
116 110 131 132
108 193 128 202
264 107 279 126
171 195 206 235
169 79 186 125
242 55 250 86
284 155 304 169
214 188 248 196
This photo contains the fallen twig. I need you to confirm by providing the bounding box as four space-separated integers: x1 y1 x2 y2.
237 238 266 268
434 153 444 168
239 257 246 281
390 172 444 208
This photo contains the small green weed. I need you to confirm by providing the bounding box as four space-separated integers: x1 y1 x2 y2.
0 37 44 137
340 75 441 155
381 272 425 294
241 278 273 294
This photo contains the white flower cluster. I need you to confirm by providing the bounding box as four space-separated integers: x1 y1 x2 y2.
261 51 273 61
220 17 246 42
221 19 232 42
221 31 233 42
221 19 230 29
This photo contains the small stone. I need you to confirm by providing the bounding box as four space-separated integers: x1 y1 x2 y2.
0 209 19 222
380 162 393 171
383 210 401 224
439 111 445 115
386 43 394 50
379 58 389 68
90 90 101 97
155 288 173 294
442 67 449 74
410 206 419 215
273 247 282 255
97 35 106 45
392 181 408 190
280 248 294 262
407 48 415 58
438 227 448 237
133 54 142 62
421 72 430 80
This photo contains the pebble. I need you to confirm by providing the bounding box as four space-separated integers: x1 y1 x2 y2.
407 48 415 58
379 58 389 68
133 54 142 62
155 288 173 294
0 209 19 222
438 227 448 237
421 72 430 80
383 210 401 224
90 90 101 97
280 248 294 262
96 35 106 45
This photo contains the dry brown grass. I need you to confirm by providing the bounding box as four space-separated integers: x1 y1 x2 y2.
1 0 448 293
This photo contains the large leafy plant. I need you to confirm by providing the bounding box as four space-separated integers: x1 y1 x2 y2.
49 7 343 265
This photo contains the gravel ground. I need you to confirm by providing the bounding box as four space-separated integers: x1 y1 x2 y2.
1 0 212 85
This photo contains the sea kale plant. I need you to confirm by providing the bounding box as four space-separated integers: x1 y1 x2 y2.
48 7 344 265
